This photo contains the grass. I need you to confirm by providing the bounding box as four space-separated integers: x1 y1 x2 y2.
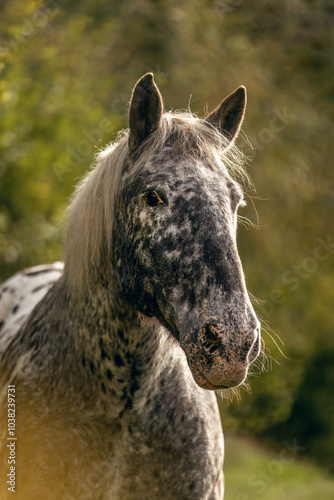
224 433 334 500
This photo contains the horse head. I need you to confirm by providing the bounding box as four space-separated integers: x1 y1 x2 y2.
113 73 260 390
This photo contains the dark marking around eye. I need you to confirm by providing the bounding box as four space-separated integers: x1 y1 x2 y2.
143 191 165 207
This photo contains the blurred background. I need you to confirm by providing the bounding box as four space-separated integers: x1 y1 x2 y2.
0 1 333 498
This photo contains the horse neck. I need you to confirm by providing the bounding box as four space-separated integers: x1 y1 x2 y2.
43 277 174 420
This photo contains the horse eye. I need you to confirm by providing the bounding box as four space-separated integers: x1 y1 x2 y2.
143 191 165 207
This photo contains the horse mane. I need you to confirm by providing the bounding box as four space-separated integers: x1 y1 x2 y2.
64 111 248 290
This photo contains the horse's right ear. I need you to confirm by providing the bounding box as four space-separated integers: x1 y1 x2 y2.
206 86 247 144
128 73 163 158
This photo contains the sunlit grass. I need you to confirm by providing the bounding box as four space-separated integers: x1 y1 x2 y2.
224 434 334 500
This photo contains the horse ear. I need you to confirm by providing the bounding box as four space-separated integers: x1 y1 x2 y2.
128 73 163 157
206 86 247 144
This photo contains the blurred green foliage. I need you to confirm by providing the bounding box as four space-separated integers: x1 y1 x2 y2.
224 434 334 499
0 0 333 472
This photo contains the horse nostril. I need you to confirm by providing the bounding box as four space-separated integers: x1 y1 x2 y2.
204 324 219 341
200 323 222 357
201 322 261 362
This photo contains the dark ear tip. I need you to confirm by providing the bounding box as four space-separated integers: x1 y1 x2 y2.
137 72 155 88
143 72 154 80
234 85 247 99
235 86 247 107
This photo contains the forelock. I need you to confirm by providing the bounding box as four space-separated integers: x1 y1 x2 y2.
123 111 250 187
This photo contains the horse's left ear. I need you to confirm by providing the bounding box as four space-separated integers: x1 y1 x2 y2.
128 73 163 157
206 86 247 144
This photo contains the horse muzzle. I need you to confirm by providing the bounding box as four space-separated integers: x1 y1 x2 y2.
181 321 261 390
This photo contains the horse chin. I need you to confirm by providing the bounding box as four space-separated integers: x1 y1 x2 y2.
186 356 246 391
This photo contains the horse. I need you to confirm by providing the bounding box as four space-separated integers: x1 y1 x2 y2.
0 73 261 500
